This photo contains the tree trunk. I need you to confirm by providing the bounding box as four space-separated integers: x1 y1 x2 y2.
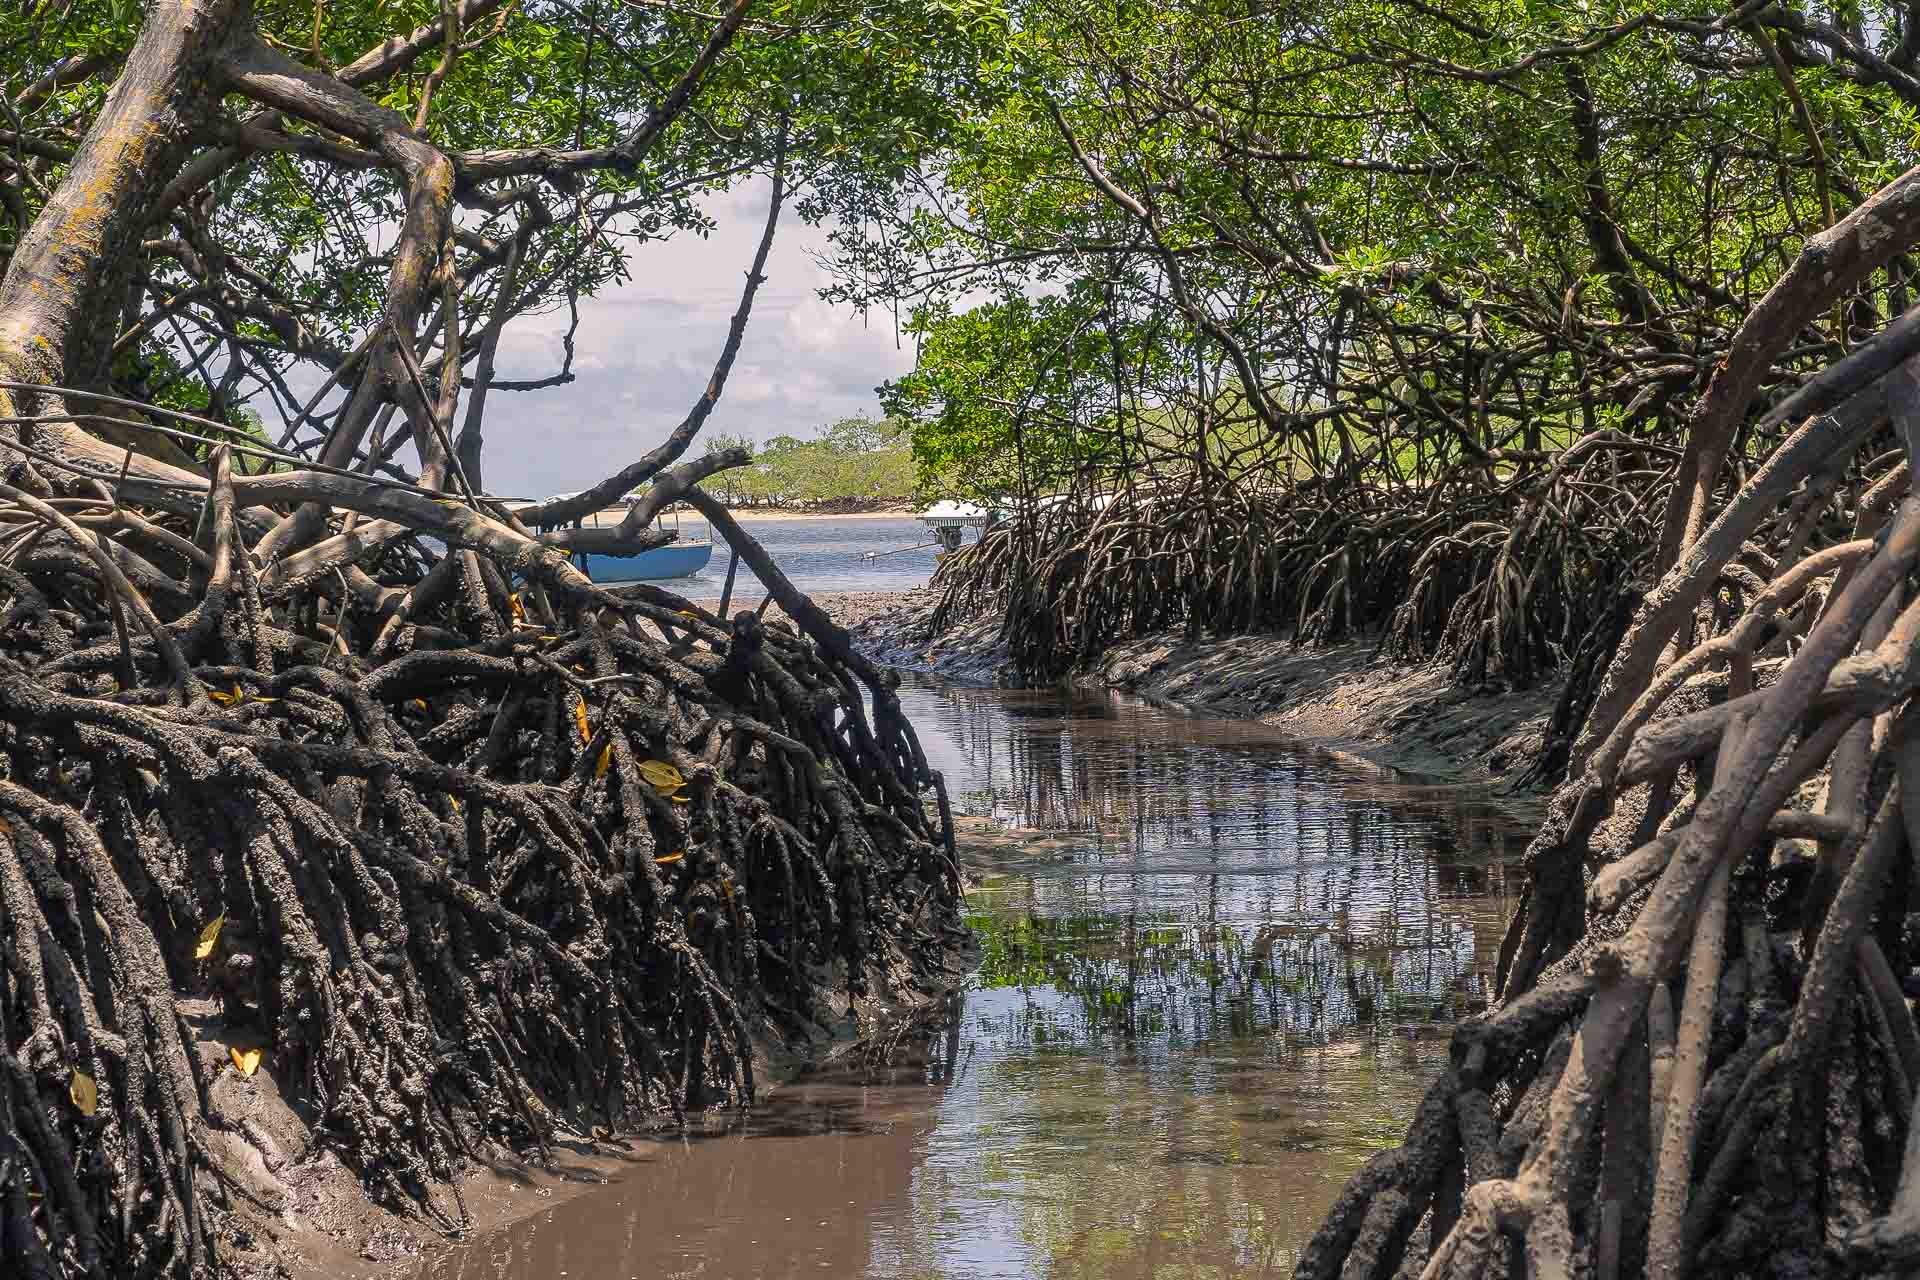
0 0 244 491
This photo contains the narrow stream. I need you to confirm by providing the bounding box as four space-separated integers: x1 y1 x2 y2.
414 674 1525 1280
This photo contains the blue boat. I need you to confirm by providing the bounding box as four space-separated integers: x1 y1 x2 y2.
578 539 713 583
519 491 715 583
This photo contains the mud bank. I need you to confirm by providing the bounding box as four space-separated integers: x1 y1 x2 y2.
1095 636 1558 807
273 939 976 1279
290 811 1004 1279
832 590 1561 809
821 590 1012 684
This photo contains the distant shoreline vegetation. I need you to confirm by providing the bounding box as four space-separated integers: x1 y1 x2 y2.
699 415 916 509
710 495 915 515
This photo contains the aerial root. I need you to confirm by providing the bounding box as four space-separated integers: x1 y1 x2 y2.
1289 426 1920 1277
0 489 957 1277
930 442 1673 693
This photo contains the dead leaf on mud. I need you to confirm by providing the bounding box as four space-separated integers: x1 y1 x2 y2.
194 913 225 961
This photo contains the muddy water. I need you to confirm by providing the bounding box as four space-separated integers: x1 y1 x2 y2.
414 675 1525 1280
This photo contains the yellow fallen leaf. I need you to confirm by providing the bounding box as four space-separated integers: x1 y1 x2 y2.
654 852 684 865
675 610 700 621
636 760 683 791
509 593 526 622
721 878 734 903
208 685 242 707
411 698 429 712
69 1070 97 1116
448 795 461 813
594 745 613 780
572 697 591 744
230 1046 262 1077
669 787 690 805
194 914 225 961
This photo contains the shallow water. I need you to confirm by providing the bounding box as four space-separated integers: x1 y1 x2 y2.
413 676 1524 1280
667 515 941 603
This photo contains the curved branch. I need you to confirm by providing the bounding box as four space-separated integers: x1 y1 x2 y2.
515 126 785 528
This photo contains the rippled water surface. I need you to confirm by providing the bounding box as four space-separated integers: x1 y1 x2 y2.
414 676 1525 1280
668 515 940 602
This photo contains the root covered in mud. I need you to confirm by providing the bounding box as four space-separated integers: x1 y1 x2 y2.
1294 364 1920 1274
930 462 1660 692
0 429 961 1277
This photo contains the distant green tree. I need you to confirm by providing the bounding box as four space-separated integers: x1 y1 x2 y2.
701 432 756 503
716 415 915 506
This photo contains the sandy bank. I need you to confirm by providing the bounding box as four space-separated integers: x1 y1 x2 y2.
702 508 916 522
525 507 916 533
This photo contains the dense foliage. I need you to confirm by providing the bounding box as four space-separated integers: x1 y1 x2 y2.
0 1 984 1276
702 415 915 506
0 0 995 481
861 0 1920 687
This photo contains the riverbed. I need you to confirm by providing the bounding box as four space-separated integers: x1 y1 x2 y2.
410 674 1523 1280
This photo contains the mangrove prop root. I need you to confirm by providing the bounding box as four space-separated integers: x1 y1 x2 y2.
929 435 1673 693
0 458 959 1277
1291 363 1920 1278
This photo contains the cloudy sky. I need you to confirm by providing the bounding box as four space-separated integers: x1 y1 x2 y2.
474 178 919 499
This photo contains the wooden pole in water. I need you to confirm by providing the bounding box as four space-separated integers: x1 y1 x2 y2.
717 547 742 615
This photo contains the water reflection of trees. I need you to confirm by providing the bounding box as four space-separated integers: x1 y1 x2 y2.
912 678 1521 881
907 676 1524 1025
919 884 1492 1279
861 678 1531 1279
880 982 1446 1280
969 901 1489 1052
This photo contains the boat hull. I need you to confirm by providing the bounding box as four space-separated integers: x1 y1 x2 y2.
581 541 713 582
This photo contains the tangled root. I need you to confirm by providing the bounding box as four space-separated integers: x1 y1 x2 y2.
933 439 1687 693
1298 404 1920 1278
0 453 961 1277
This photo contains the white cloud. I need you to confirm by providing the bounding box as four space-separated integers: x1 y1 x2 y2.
471 178 915 497
256 178 915 500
